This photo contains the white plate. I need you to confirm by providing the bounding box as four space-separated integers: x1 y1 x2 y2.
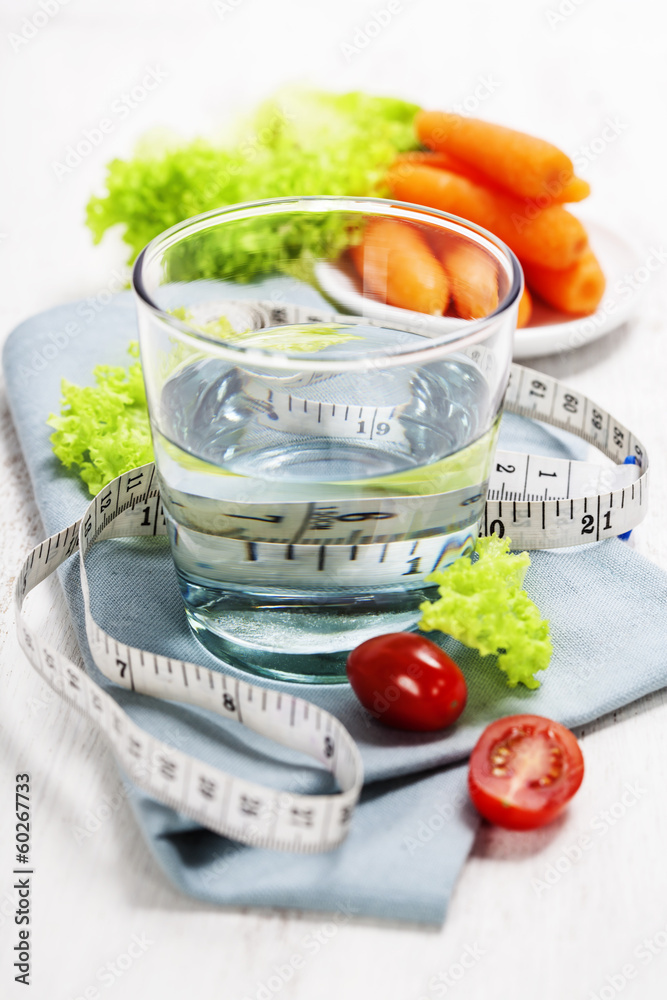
315 219 641 360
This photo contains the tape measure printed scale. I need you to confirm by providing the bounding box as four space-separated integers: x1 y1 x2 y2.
483 363 647 548
15 482 364 853
14 317 648 849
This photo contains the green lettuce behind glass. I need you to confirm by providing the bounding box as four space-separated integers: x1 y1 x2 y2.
86 89 420 281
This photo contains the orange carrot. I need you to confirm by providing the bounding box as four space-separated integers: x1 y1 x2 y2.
394 150 461 169
393 151 590 205
512 174 591 206
440 242 499 319
349 219 449 315
416 111 574 201
523 249 605 315
517 285 532 328
395 149 487 182
386 162 588 270
553 176 590 203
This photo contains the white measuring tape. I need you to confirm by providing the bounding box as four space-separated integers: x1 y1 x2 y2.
15 474 363 853
482 362 647 548
14 306 648 851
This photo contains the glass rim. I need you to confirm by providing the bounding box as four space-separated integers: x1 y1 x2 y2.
132 195 523 373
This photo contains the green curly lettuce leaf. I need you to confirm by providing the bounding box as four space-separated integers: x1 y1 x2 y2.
86 88 419 282
47 343 153 495
419 534 552 689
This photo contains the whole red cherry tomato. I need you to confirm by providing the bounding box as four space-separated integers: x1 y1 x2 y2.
346 632 467 731
468 714 584 830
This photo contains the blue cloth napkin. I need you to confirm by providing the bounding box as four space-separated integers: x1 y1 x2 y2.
4 289 667 925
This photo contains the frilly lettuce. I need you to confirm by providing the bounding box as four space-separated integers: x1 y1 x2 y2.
419 534 552 688
47 343 153 495
86 89 419 281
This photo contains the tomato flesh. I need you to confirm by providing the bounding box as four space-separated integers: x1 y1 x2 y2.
346 632 467 731
468 714 584 830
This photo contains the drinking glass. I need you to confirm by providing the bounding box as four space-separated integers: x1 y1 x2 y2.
132 196 521 682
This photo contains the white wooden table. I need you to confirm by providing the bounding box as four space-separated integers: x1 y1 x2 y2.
2 1 666 997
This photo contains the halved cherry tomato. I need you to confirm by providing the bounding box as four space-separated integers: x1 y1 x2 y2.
468 715 584 830
346 632 467 731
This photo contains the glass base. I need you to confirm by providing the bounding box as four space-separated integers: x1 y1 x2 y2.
183 584 431 684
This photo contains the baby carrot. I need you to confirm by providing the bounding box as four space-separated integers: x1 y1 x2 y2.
393 150 497 192
440 242 499 319
349 219 449 316
394 150 459 168
416 111 574 201
554 176 590 203
523 249 605 315
393 151 590 205
386 162 588 270
517 285 532 328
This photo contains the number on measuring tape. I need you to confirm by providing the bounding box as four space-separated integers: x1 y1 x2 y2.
246 377 408 446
